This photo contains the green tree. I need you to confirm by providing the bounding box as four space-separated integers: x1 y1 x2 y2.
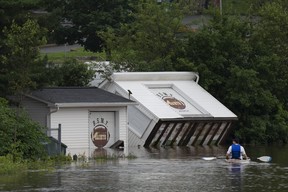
251 1 288 107
246 1 288 143
0 19 46 97
102 0 186 71
42 0 136 53
43 58 95 87
185 3 288 144
0 98 47 160
0 0 41 32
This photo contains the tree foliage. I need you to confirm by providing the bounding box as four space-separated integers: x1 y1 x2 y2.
0 98 47 160
251 1 288 106
0 0 41 31
185 1 288 144
42 0 136 53
43 58 95 87
0 19 46 97
102 0 187 71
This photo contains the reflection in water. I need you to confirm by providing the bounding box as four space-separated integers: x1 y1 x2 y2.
93 147 109 157
227 163 246 192
1 145 288 192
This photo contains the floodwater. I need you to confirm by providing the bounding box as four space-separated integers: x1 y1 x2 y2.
1 145 288 192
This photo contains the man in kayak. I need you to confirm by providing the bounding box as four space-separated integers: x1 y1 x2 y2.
226 138 249 160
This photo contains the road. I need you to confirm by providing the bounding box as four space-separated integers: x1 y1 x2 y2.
40 44 82 53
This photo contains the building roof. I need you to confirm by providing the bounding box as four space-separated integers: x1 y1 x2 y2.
100 72 237 120
26 87 135 107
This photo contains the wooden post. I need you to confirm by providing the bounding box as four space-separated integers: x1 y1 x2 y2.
58 124 62 155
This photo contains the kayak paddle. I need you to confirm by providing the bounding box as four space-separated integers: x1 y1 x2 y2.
257 156 272 162
202 157 217 161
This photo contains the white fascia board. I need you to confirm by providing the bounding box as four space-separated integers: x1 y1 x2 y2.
98 78 110 88
111 72 199 82
54 102 137 108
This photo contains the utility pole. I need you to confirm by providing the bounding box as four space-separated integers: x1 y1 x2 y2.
220 0 222 15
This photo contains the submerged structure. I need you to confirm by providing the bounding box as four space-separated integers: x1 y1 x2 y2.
98 72 238 148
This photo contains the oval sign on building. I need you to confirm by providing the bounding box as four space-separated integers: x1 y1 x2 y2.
91 125 110 148
163 96 186 109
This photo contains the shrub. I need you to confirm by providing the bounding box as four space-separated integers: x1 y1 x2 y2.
0 98 48 161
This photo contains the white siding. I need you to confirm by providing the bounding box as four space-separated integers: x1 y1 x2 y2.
128 106 152 137
50 106 128 156
118 107 128 146
128 129 145 147
51 108 89 156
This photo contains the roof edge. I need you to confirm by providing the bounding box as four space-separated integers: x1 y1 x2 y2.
24 94 55 106
55 102 137 107
111 72 199 82
160 117 238 121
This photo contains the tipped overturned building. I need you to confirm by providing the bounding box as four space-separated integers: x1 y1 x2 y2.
98 72 237 148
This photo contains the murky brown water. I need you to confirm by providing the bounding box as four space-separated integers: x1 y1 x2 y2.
1 145 288 192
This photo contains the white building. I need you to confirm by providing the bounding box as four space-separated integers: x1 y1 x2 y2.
20 87 135 156
97 72 237 147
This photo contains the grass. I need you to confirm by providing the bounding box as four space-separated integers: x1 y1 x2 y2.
222 0 255 15
41 47 106 63
70 152 137 168
0 156 27 174
0 154 72 174
92 153 137 161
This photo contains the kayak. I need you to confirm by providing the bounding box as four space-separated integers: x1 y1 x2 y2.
202 156 271 163
225 158 251 164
